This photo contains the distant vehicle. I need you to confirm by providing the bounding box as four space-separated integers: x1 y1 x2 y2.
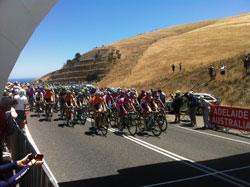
165 93 221 115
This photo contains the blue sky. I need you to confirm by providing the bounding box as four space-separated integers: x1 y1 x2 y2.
9 0 250 79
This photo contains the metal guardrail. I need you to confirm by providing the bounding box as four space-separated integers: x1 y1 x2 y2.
7 127 59 187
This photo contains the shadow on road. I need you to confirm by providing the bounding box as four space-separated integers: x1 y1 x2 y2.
58 152 250 187
38 118 47 122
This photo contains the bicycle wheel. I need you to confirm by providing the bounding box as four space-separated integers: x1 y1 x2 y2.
127 118 137 136
80 110 87 125
137 118 145 132
100 115 108 136
110 110 118 127
158 115 168 132
151 119 162 136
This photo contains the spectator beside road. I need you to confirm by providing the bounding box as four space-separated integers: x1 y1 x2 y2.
0 97 16 163
184 91 198 127
0 153 44 187
219 64 226 75
199 96 212 129
170 90 183 123
14 90 28 129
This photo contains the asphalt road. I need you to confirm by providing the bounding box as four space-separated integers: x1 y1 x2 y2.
27 111 250 187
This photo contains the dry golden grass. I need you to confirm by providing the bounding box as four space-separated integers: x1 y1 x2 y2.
97 13 250 107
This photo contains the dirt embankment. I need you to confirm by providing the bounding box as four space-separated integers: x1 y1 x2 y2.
38 13 250 108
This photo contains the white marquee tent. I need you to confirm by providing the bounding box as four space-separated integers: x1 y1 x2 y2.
0 0 58 96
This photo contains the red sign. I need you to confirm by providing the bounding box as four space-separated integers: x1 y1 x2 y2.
210 105 250 131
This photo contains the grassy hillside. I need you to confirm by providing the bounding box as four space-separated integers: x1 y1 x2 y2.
38 13 250 107
97 13 250 107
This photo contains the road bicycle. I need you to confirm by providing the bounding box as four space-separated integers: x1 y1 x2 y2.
157 107 168 132
119 111 138 136
91 111 109 136
35 101 43 117
138 111 162 136
107 106 119 127
45 101 53 122
65 105 74 125
73 105 88 125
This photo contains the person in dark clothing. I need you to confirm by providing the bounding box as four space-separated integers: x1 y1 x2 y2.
137 90 145 104
243 54 250 74
179 62 182 71
208 65 214 80
170 90 183 123
172 64 175 73
0 153 44 187
184 91 198 126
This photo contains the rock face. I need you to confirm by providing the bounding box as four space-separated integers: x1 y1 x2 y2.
38 47 122 82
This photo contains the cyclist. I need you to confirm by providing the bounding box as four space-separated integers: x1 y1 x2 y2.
103 92 116 109
34 89 44 113
59 87 66 118
64 90 77 123
140 92 158 129
137 89 146 104
118 93 137 131
27 87 35 111
152 89 166 115
158 89 166 104
91 92 106 126
129 91 140 107
44 87 55 119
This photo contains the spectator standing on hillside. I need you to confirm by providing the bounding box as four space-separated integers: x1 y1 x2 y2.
172 64 175 73
199 96 212 129
170 90 183 123
184 91 198 127
220 64 226 75
179 62 182 71
208 65 214 80
14 89 28 129
243 53 250 74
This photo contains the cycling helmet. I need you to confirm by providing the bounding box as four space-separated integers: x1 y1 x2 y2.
95 92 101 96
125 93 131 98
19 89 25 96
189 91 194 96
176 90 181 94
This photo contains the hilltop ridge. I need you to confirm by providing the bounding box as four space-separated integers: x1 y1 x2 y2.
37 13 250 107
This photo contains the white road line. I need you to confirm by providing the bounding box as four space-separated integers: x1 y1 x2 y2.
25 126 59 186
108 127 250 186
176 125 250 146
86 119 249 186
142 165 250 187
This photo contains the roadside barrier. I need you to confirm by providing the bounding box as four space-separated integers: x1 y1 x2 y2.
7 127 59 187
210 105 250 132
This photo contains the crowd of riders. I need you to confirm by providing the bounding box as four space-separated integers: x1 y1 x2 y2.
3 82 170 136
